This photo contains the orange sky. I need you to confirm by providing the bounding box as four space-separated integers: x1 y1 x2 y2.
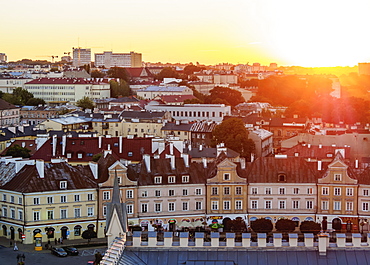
1 0 370 67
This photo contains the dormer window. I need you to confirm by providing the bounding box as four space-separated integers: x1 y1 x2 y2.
154 176 162 184
334 174 341 181
294 152 299 157
224 173 230 181
182 175 189 183
60 181 67 189
278 174 286 182
77 153 83 159
168 176 175 183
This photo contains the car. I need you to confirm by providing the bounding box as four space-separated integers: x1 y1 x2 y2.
62 246 79 255
51 247 68 257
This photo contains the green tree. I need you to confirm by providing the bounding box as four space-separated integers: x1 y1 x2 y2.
250 218 273 233
76 96 94 111
155 67 179 81
92 153 102 162
81 229 97 244
300 221 321 235
107 67 129 82
275 219 296 232
2 87 34 105
208 87 245 107
26 98 46 106
5 144 31 158
183 64 203 75
212 118 255 158
110 79 131 98
91 70 105 78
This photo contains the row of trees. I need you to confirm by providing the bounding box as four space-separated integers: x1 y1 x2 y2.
250 218 321 234
1 87 45 106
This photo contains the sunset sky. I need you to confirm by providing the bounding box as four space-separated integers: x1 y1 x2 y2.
1 0 370 67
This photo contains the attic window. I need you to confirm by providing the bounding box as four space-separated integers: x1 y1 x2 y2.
168 176 175 183
154 176 162 184
294 152 299 157
278 174 286 182
67 153 72 159
128 152 133 157
60 181 67 189
182 175 189 183
77 153 83 159
327 153 333 157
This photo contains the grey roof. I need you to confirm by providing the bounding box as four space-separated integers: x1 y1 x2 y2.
139 86 189 92
162 122 193 131
188 147 239 159
122 249 370 265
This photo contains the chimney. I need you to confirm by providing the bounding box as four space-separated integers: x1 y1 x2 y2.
307 144 311 148
99 136 102 149
355 159 359 169
202 157 207 168
62 134 67 156
143 154 151 173
170 155 175 170
89 161 98 179
36 159 44 178
199 144 203 151
182 153 189 167
52 135 57 157
188 144 192 151
251 153 255 162
104 149 112 158
170 142 174 155
107 144 111 150
317 160 322 171
119 136 123 154
240 157 246 169
21 142 26 148
319 144 322 149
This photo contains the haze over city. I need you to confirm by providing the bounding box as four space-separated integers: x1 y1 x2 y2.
2 0 370 66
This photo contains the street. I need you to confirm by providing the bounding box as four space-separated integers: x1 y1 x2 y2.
0 245 106 265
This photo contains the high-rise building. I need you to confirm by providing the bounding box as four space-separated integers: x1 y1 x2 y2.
72 48 91 67
0 53 7 63
94 51 142 68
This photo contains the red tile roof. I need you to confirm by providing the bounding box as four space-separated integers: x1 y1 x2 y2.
25 78 109 85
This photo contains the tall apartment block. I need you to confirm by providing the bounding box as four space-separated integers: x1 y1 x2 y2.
0 53 7 63
72 48 91 67
95 51 142 68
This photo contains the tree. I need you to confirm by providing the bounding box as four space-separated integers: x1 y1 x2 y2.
250 218 273 233
5 144 31 158
208 87 245 107
91 70 105 78
2 87 34 105
183 64 203 75
92 153 102 162
26 98 46 106
212 118 255 158
300 221 321 235
275 219 296 232
107 67 129 82
76 96 94 111
110 79 131 98
81 229 97 244
155 67 179 81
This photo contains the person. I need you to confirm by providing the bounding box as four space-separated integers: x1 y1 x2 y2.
13 243 18 251
54 238 57 245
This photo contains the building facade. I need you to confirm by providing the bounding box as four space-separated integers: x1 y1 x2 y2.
95 51 142 68
72 48 91 67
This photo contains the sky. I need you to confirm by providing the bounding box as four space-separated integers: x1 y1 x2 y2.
1 0 370 67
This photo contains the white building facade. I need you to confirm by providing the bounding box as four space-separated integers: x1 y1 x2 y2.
95 51 142 68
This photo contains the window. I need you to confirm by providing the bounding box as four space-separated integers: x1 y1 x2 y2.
334 174 341 181
334 188 341 196
265 188 271 195
196 201 202 210
346 188 353 196
307 188 313 195
10 196 14 203
346 202 353 211
251 187 258 195
60 181 67 189
2 207 7 217
212 201 218 210
47 210 54 220
154 177 162 184
265 200 272 209
74 226 81 236
306 201 313 209
169 190 175 196
2 194 6 201
61 209 67 219
279 200 286 209
279 188 285 195
322 187 329 195
363 202 369 211
61 195 66 203
293 188 299 195
236 187 242 195
33 211 40 221
103 206 107 216
334 201 341 211
74 208 81 218
223 201 230 210
155 190 161 197
235 200 242 210
141 203 148 213
224 173 230 180
168 176 175 183
18 197 22 204
74 194 80 202
195 188 202 195
142 191 148 197
211 187 218 195
182 175 189 183
224 187 230 195
34 197 40 205
322 201 328 210
155 203 161 212
251 200 258 209
11 209 15 219
126 205 133 214
18 210 23 220
103 191 110 200
182 202 189 211
87 194 93 201
168 202 175 212
278 174 286 182
87 207 94 217
364 189 369 196
47 197 53 204
183 189 188 196
126 190 133 199
292 200 299 209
